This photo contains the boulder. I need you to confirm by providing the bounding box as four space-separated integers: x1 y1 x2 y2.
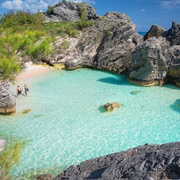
129 22 180 87
54 142 180 179
144 24 165 40
102 102 122 111
0 83 16 114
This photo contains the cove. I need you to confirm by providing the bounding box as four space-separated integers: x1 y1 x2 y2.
0 68 180 178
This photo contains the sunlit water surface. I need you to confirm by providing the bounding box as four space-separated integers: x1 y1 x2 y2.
0 68 179 178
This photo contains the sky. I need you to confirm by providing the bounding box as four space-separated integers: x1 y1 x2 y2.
0 0 179 32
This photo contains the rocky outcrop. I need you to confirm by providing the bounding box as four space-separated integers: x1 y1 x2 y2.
0 83 16 114
144 24 165 40
129 22 180 87
166 21 180 46
64 12 141 73
44 1 98 23
44 2 179 87
54 142 180 179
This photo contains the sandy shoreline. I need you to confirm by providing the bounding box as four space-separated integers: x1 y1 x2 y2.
16 64 53 82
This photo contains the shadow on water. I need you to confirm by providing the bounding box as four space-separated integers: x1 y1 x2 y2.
170 99 180 114
98 77 122 85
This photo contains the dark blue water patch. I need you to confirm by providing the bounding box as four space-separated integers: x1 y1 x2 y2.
170 99 180 114
138 32 147 36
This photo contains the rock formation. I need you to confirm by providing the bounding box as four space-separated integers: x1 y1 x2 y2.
47 11 142 74
54 142 180 179
144 24 165 40
45 2 180 87
129 22 180 86
44 1 98 23
0 83 16 114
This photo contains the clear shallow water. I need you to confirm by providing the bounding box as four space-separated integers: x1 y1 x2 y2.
0 68 180 178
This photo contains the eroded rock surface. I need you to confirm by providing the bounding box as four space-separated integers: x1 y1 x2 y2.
44 1 98 22
0 83 16 114
64 12 141 73
129 22 180 86
54 142 180 180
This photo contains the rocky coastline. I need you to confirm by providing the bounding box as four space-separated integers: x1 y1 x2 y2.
0 2 179 179
54 142 180 180
0 1 179 114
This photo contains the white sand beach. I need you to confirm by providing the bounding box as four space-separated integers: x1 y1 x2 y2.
16 64 53 82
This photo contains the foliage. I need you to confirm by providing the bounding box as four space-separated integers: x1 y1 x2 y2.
0 140 28 180
0 57 22 83
0 29 53 82
46 6 54 17
0 10 44 28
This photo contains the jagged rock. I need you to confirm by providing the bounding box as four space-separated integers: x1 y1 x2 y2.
129 37 169 85
44 1 179 87
44 1 98 22
54 142 180 179
65 12 142 73
102 102 122 111
129 21 180 86
144 24 165 40
0 83 16 114
34 174 53 180
166 21 180 46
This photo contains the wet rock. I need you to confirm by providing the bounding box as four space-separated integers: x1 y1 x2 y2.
54 142 180 180
102 102 122 111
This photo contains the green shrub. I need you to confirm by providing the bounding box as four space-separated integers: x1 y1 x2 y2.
0 140 28 180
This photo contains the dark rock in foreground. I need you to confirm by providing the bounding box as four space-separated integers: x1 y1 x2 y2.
54 142 180 179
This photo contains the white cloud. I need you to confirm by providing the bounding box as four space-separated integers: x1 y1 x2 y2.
1 0 96 12
160 0 180 10
140 9 146 12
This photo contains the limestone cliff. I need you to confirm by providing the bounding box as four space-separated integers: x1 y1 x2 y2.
45 1 180 87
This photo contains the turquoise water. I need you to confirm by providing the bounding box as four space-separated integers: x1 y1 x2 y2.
138 32 146 36
0 68 180 178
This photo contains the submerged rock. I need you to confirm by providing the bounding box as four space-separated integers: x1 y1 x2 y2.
0 83 16 114
130 90 141 95
0 138 6 151
129 21 180 87
22 108 31 114
102 102 122 111
54 142 180 179
34 174 53 180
